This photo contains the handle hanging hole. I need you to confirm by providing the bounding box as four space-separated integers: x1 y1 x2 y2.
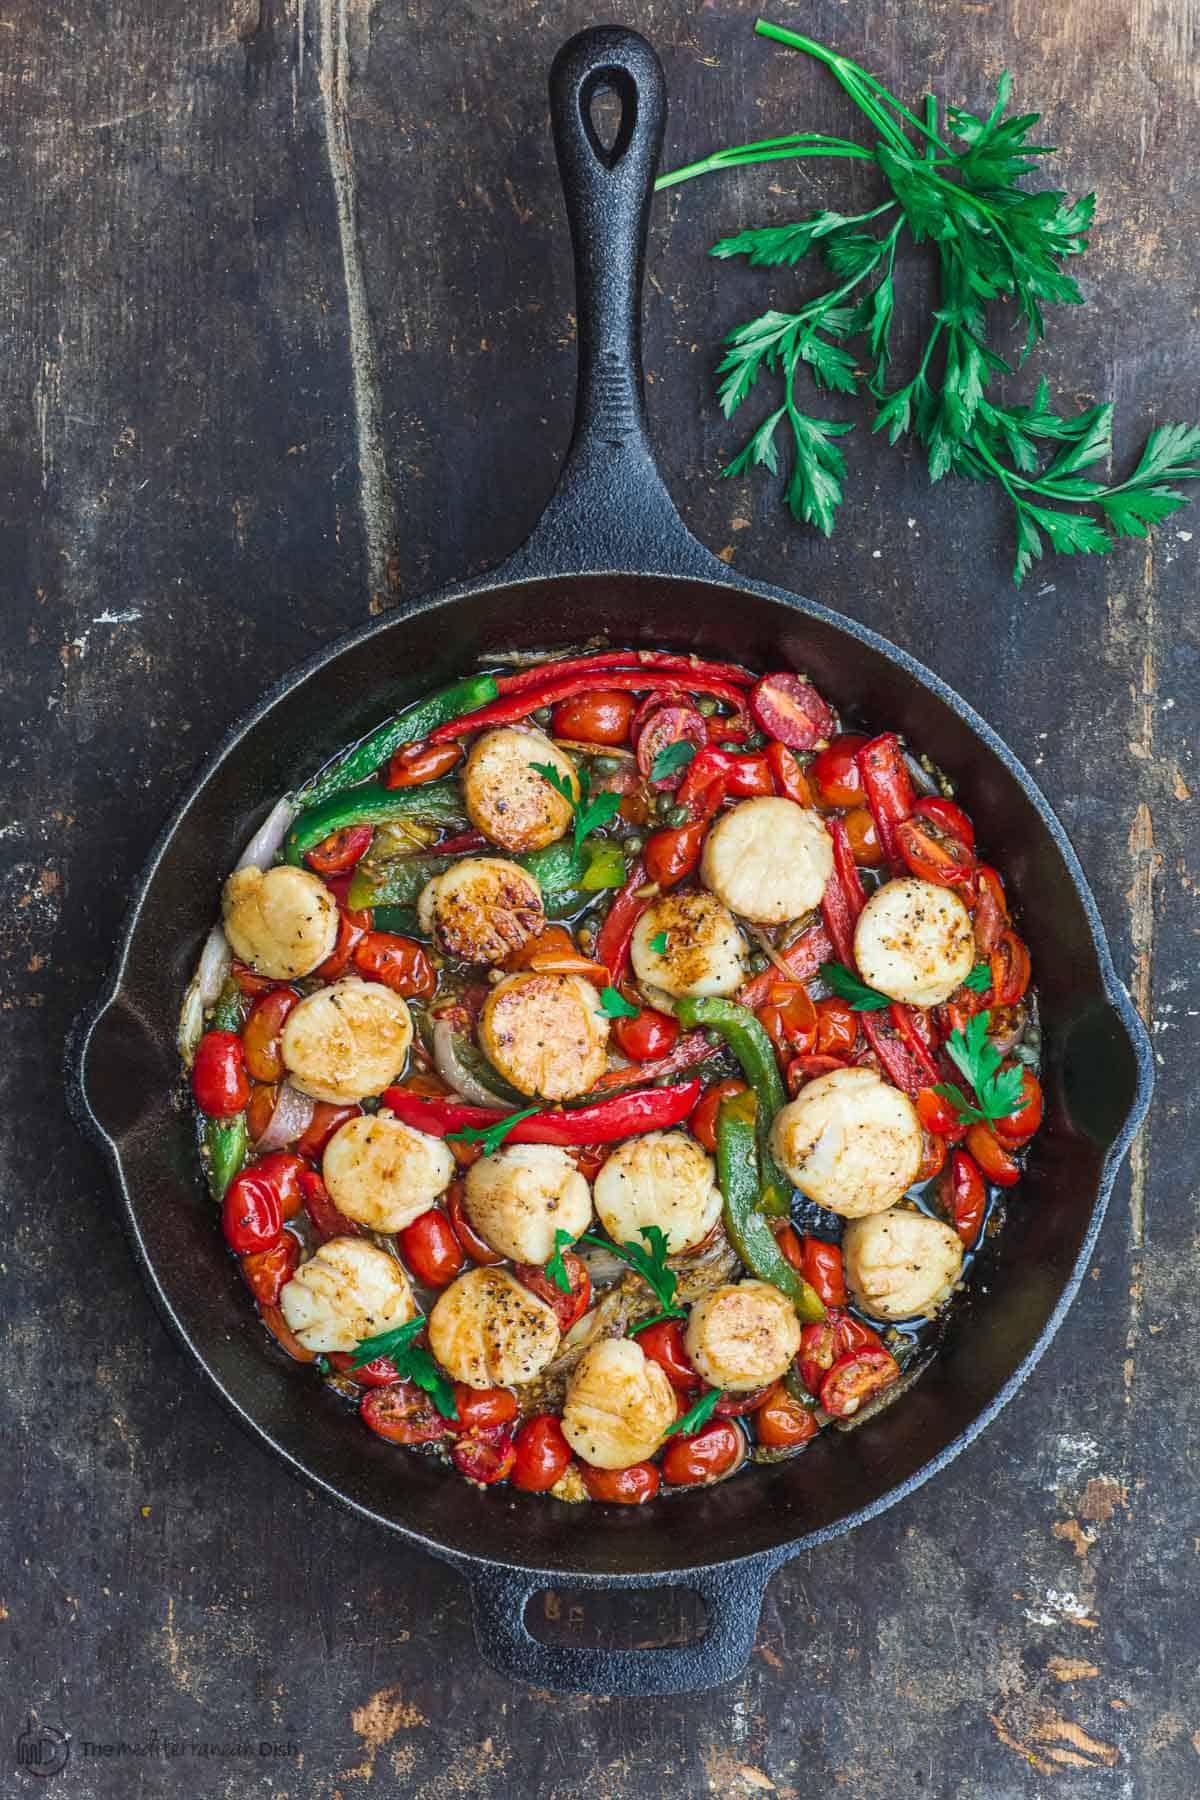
581 68 637 169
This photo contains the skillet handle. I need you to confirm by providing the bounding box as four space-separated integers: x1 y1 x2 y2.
468 1559 775 1695
499 26 722 582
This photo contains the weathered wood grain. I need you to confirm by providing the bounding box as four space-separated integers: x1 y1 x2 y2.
1 0 1196 1794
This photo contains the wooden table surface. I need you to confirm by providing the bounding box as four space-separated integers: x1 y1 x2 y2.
3 1 1196 1794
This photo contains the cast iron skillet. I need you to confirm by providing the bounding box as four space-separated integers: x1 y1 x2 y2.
69 26 1152 1695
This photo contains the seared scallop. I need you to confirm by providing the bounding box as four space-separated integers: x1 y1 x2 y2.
853 876 975 1007
478 971 609 1101
463 726 579 853
770 1066 923 1218
561 1337 677 1469
630 891 747 999
280 976 413 1104
463 1144 593 1263
221 864 338 980
843 1207 964 1319
701 797 833 925
322 1114 455 1232
684 1280 802 1391
593 1131 721 1254
427 1267 561 1389
416 856 543 964
279 1237 416 1353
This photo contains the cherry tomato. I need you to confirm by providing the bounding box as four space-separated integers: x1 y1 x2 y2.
240 987 300 1084
757 983 818 1060
799 1236 848 1307
361 1380 447 1445
612 1005 680 1063
255 1151 307 1219
446 1182 503 1264
316 907 370 980
327 1351 402 1387
815 996 858 1058
298 1168 363 1242
990 929 1031 1007
750 672 835 751
259 1303 317 1361
712 1385 775 1417
644 819 706 888
819 1347 900 1418
689 1078 747 1153
230 960 275 997
384 740 464 789
756 1386 820 1449
991 1067 1043 1144
191 1030 250 1118
966 1122 1022 1187
721 753 775 798
551 690 637 745
841 804 885 867
786 1053 849 1093
939 1148 987 1246
970 864 1009 955
240 1233 299 1306
511 1414 573 1492
222 1167 282 1254
637 1318 699 1389
452 1425 516 1485
915 1086 960 1138
635 705 710 789
661 1420 742 1487
304 823 374 875
895 818 975 887
798 1308 882 1398
916 1128 947 1182
398 1208 466 1288
296 1101 361 1159
580 1461 661 1504
809 733 869 808
914 795 975 852
450 1385 518 1432
245 1082 280 1145
767 739 813 805
352 932 436 999
513 1253 591 1333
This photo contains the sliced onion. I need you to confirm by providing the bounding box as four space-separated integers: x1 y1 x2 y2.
431 1020 508 1110
574 1239 627 1288
236 795 296 871
177 923 232 1064
252 1083 316 1153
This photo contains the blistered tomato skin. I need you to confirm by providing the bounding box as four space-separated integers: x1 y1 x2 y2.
398 1208 466 1288
580 1461 661 1505
192 1031 251 1117
661 1420 742 1487
756 1387 820 1449
222 1167 283 1254
551 691 636 745
512 1414 573 1492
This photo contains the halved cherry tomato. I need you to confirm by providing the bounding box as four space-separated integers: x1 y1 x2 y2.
304 823 374 875
450 1385 518 1433
786 1053 849 1093
750 672 835 750
644 818 706 887
798 1309 882 1398
815 996 858 1058
241 987 300 1084
636 705 710 789
841 804 885 867
296 1101 361 1159
965 1122 1022 1187
637 1318 699 1390
661 1420 742 1486
916 1128 947 1182
580 1461 661 1504
446 1182 503 1265
938 1147 987 1247
259 1303 317 1361
361 1380 447 1445
809 734 869 808
222 1168 282 1254
352 932 436 999
612 1005 680 1063
398 1208 466 1288
970 864 1009 955
914 795 975 852
755 1386 820 1449
895 817 975 887
240 1233 300 1307
298 1168 363 1242
990 929 1031 1007
513 1253 591 1333
384 740 464 789
511 1414 573 1492
991 1067 1043 1144
452 1425 516 1485
757 982 818 1060
327 1351 401 1387
191 1030 251 1118
316 907 370 980
819 1347 900 1418
551 690 637 745
766 739 813 806
689 1078 747 1153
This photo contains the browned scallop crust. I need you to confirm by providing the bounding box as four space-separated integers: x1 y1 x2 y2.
463 727 578 852
479 971 609 1100
418 856 544 963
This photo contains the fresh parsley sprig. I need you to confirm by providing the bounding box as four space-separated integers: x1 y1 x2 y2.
530 760 621 854
656 20 1200 581
544 1227 577 1295
349 1317 458 1420
580 1225 685 1325
819 960 891 1011
962 962 992 994
650 739 698 782
445 1105 543 1157
933 1009 1026 1126
648 930 669 955
663 1387 724 1439
598 985 640 1020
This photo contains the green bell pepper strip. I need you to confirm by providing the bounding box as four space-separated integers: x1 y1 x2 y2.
348 834 623 911
675 995 792 1214
369 903 423 937
203 980 248 1200
716 1090 825 1322
284 778 466 867
299 674 498 808
579 840 627 891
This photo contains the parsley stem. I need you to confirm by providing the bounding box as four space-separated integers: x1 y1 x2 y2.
754 20 955 156
656 136 874 190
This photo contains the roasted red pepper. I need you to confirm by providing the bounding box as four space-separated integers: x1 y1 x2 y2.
587 1029 721 1093
857 733 915 870
429 670 752 742
766 739 813 805
492 649 754 695
381 1077 704 1145
737 922 834 1009
593 858 651 980
820 817 866 967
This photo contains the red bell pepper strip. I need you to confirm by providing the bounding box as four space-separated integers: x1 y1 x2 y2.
432 829 489 856
428 671 752 743
493 650 754 694
381 1078 704 1144
857 733 915 871
594 858 650 981
736 922 834 1009
678 746 773 808
859 1012 934 1099
298 1169 363 1243
819 817 865 967
767 740 813 806
587 1031 721 1093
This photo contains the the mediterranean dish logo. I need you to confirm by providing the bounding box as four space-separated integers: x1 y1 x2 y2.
15 1716 70 1779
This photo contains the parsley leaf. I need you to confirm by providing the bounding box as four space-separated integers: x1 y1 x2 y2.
648 930 669 955
819 960 892 1011
580 1225 684 1321
445 1104 543 1157
544 1227 577 1295
530 760 621 854
933 1009 1027 1125
349 1317 458 1420
962 962 992 993
598 985 640 1020
650 739 698 782
662 1388 724 1439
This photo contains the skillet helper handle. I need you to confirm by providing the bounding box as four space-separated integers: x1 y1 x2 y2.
468 1560 774 1695
502 25 720 581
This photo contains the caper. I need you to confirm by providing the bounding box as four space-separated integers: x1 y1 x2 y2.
705 1028 724 1048
717 739 741 753
625 834 644 855
592 753 620 774
655 791 674 817
745 729 767 750
533 705 553 727
696 695 718 717
748 951 769 974
666 804 688 827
